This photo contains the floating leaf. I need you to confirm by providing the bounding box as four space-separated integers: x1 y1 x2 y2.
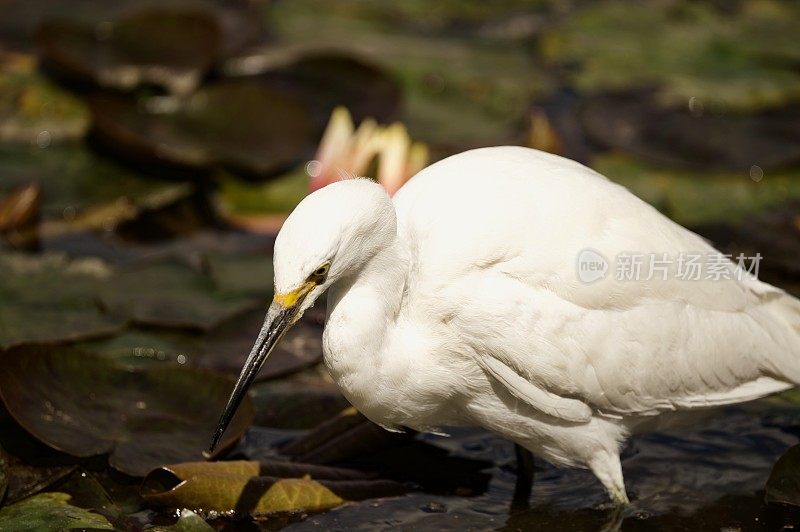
0 52 89 143
767 444 800 506
268 1 548 149
580 92 800 172
98 260 260 331
141 460 406 516
39 9 222 95
197 309 323 381
234 52 402 128
0 252 124 348
593 153 800 227
90 82 314 179
0 346 253 476
250 379 348 429
0 144 194 229
205 251 274 298
149 509 214 532
0 449 75 505
540 0 800 111
0 492 114 531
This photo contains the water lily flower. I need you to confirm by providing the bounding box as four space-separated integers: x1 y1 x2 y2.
309 106 428 196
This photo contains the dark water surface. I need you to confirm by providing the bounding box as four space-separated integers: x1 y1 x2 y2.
271 398 800 531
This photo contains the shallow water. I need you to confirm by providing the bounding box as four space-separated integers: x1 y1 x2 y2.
275 397 800 531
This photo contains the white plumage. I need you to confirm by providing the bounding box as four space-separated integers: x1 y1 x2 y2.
230 147 800 503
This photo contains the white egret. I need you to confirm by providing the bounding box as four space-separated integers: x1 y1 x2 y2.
211 146 800 504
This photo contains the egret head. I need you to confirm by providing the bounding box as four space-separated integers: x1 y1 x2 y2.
210 178 395 451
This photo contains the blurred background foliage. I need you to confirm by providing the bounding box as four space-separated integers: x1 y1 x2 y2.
1 0 800 530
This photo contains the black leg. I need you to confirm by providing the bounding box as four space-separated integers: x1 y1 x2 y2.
512 443 534 510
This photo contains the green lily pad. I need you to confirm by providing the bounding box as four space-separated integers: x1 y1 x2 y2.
766 444 800 506
250 378 348 429
1 0 264 55
0 252 124 348
593 153 800 227
0 346 253 476
0 492 114 530
98 260 260 331
250 53 401 128
215 166 309 220
269 1 549 150
38 9 222 95
197 309 323 381
149 509 214 532
204 251 274 298
540 0 800 111
90 81 314 180
580 92 800 172
0 54 89 144
0 144 192 222
57 468 146 529
141 460 406 516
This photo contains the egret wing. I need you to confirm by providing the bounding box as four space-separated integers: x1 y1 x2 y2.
394 147 800 418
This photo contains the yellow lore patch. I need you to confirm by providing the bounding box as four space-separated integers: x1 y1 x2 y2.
273 281 315 308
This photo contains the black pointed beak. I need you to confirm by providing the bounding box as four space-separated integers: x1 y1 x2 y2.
208 300 300 453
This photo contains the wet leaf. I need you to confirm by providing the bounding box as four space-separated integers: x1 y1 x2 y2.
57 468 145 529
241 53 402 128
98 260 260 330
540 0 800 111
0 52 89 143
197 309 322 381
0 492 114 530
0 183 40 233
0 144 193 223
215 167 307 225
766 445 800 506
593 154 800 227
580 92 800 172
205 251 274 298
39 9 222 95
0 450 76 505
268 1 549 150
1 0 264 56
0 252 124 348
0 447 6 502
0 346 253 476
141 460 406 516
250 379 348 429
149 509 214 532
90 82 315 180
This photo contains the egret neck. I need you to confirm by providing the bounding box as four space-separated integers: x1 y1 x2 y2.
323 234 410 417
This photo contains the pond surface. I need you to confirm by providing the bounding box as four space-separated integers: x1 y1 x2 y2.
269 398 800 531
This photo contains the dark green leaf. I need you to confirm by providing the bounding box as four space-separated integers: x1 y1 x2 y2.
0 492 114 530
0 346 253 476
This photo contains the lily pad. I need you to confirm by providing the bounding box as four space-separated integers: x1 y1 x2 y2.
197 309 323 381
90 81 315 179
767 444 800 506
540 0 800 111
580 92 800 172
0 252 124 348
38 9 222 95
0 144 193 224
593 153 800 227
149 509 214 532
268 1 549 150
0 492 114 530
250 53 402 128
0 346 253 476
250 378 348 429
141 460 406 516
0 53 89 143
98 260 260 331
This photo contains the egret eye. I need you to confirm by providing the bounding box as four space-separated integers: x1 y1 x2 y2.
311 262 330 281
